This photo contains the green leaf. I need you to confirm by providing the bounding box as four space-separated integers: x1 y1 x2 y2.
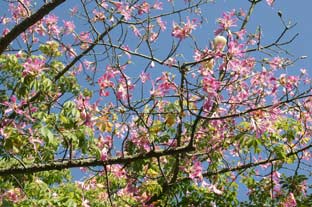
40 126 54 144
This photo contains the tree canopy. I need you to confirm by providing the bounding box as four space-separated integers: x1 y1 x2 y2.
0 0 312 206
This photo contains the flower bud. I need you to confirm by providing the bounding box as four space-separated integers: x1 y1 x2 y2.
202 59 214 70
213 35 227 51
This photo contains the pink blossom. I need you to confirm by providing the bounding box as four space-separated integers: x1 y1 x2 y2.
43 14 60 36
62 44 77 58
82 199 90 207
98 71 115 96
202 74 221 97
137 2 150 15
92 9 105 22
114 123 128 138
77 32 91 43
29 137 43 153
2 28 10 36
70 6 78 16
269 57 284 69
156 17 166 31
112 1 133 20
3 188 24 203
130 25 142 37
100 148 108 161
189 160 203 181
44 14 58 25
116 76 134 101
111 164 126 177
9 0 31 21
281 193 297 207
100 1 108 9
149 32 158 42
215 10 237 35
279 74 299 90
129 125 151 151
2 96 23 115
153 1 163 10
121 45 131 58
22 58 45 77
202 181 223 195
150 72 177 97
63 20 75 34
172 17 197 39
164 57 176 67
140 72 151 83
77 32 92 49
0 17 11 25
75 95 98 127
234 29 246 40
83 60 95 71
228 40 245 57
266 0 275 7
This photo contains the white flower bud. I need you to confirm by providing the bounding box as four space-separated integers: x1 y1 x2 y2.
213 35 227 51
202 59 214 70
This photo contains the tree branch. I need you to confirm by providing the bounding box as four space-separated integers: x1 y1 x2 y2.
203 143 312 177
0 145 195 176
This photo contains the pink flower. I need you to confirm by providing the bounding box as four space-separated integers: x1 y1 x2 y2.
228 40 244 57
100 1 108 9
70 6 78 16
77 32 91 43
100 148 108 161
130 25 141 37
76 32 92 49
121 45 131 58
3 188 24 203
164 57 176 67
0 17 11 25
9 0 31 21
202 181 223 195
215 10 237 35
63 20 75 34
281 193 297 207
140 72 151 83
92 9 105 22
22 58 45 77
150 72 177 97
266 0 275 7
2 28 10 36
2 96 23 115
202 74 221 97
137 2 150 15
43 14 60 36
172 17 197 39
153 1 163 10
82 199 90 207
156 17 166 31
269 57 284 69
116 76 134 101
112 1 133 20
234 29 246 40
98 70 115 96
44 14 58 25
189 160 203 181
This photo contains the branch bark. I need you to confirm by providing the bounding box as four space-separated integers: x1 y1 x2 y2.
0 145 195 176
203 143 312 177
0 0 66 55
